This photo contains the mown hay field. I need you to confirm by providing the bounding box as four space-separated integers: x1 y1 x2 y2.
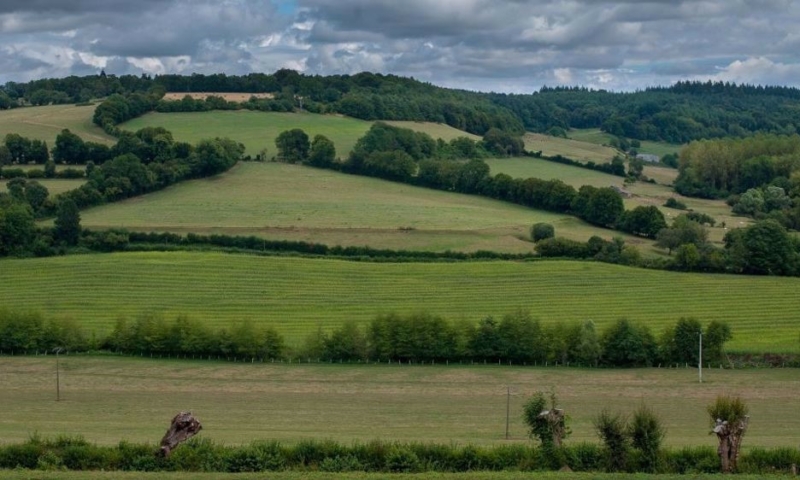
76 162 632 253
1 357 798 448
120 111 478 157
484 158 743 245
0 104 115 146
1 252 799 352
523 133 620 164
569 128 683 158
161 92 274 101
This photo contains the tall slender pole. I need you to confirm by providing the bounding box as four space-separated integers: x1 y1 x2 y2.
699 332 703 384
505 386 510 440
55 349 61 401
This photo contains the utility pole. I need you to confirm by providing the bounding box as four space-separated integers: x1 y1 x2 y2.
699 332 703 384
505 386 510 440
54 347 63 401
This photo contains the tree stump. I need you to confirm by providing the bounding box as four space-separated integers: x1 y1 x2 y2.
538 408 566 447
158 411 202 457
712 415 749 473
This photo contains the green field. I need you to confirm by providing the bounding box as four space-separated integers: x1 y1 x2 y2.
1 252 799 351
121 111 479 157
0 104 115 146
2 357 798 449
1 179 85 196
76 162 627 253
524 133 620 164
568 129 683 158
483 157 740 245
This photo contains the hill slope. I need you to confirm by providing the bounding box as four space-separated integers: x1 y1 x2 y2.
77 162 626 253
1 252 797 352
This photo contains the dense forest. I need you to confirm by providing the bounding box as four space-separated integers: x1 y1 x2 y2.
3 71 800 142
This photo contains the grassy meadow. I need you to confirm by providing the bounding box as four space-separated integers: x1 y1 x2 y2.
2 252 800 352
568 128 683 158
484 157 741 244
76 162 631 253
2 356 799 448
523 133 619 164
121 111 479 157
0 104 115 146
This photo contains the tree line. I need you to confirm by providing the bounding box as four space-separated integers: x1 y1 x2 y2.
275 122 666 239
7 71 800 142
0 308 733 368
0 127 244 257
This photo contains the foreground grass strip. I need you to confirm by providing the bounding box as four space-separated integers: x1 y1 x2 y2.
1 252 799 351
1 357 798 447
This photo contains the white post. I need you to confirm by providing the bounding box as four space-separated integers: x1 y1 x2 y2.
699 332 703 383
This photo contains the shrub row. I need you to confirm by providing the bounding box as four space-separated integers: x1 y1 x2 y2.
0 166 85 180
1 435 797 474
1 308 734 368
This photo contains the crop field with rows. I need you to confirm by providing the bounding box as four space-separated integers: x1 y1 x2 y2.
0 252 798 352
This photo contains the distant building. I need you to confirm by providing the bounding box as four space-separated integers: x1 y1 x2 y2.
636 153 660 163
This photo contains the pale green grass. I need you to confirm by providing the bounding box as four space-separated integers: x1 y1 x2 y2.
385 121 481 142
485 157 619 188
77 162 627 253
121 113 481 157
524 133 619 164
1 253 800 351
0 357 798 449
484 157 739 246
1 179 85 196
569 128 683 158
0 104 115 145
122 111 372 157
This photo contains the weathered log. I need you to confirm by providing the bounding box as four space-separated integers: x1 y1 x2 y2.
158 411 202 457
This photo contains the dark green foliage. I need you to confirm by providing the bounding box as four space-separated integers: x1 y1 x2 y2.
601 319 657 367
0 197 35 256
275 129 310 163
618 205 667 238
531 222 555 242
535 237 590 258
708 395 749 426
676 134 800 198
54 198 81 245
660 317 702 364
53 129 88 164
655 215 708 255
482 128 525 156
664 197 687 210
594 410 630 472
724 219 797 275
522 391 568 448
628 405 665 473
307 134 336 167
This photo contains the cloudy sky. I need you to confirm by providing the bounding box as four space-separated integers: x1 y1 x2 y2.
2 0 799 92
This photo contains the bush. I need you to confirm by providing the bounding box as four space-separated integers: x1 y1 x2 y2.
664 197 687 210
594 410 629 472
628 405 665 472
531 223 555 242
385 446 421 473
